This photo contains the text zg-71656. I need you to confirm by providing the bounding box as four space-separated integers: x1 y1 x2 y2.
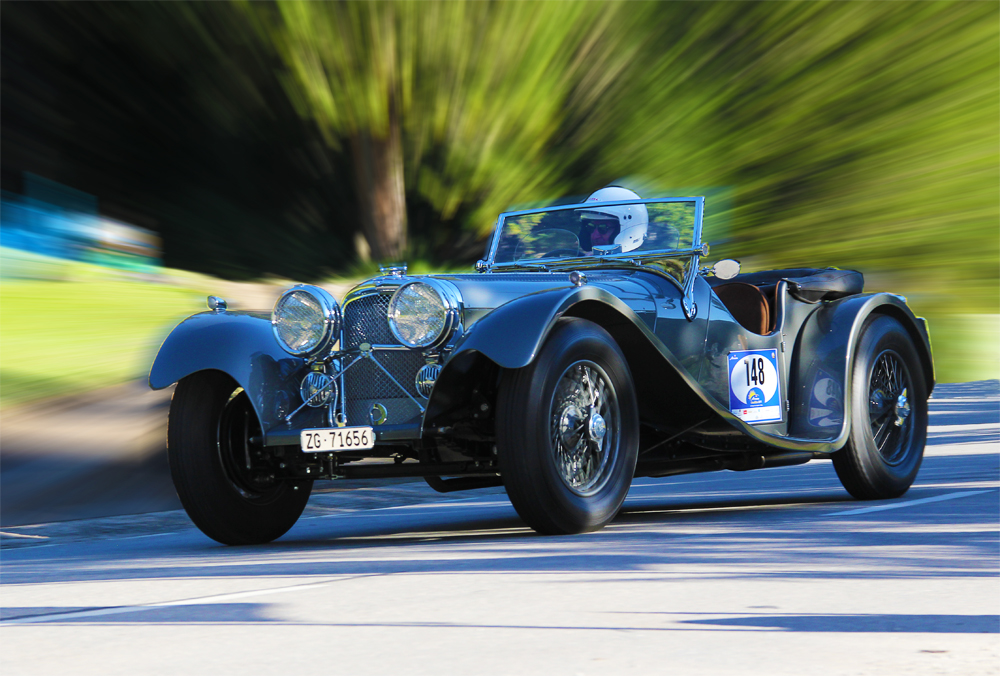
300 427 375 452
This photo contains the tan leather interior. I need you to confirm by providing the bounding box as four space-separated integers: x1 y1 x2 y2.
713 282 771 335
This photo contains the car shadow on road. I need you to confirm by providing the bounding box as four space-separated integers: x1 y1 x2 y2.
12 491 992 587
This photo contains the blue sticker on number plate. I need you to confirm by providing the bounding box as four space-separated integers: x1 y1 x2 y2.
728 349 782 424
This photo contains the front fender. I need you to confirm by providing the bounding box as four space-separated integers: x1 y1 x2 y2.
788 293 934 444
149 311 305 433
449 285 642 369
424 286 654 427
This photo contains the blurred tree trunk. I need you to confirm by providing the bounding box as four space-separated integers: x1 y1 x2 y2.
350 107 406 261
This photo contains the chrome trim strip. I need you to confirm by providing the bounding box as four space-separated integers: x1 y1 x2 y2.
327 374 340 427
682 198 706 320
345 344 412 352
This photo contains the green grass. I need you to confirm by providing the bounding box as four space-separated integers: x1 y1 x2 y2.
1 270 206 409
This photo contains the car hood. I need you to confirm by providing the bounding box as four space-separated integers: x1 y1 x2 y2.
343 269 663 332
431 270 660 327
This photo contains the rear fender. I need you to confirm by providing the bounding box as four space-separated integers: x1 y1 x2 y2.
788 293 934 445
148 311 306 433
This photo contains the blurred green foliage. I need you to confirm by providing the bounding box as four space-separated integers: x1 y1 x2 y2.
248 2 998 303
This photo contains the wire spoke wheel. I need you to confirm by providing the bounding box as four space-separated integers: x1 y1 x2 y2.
832 315 928 500
550 361 620 496
866 350 913 466
497 318 638 535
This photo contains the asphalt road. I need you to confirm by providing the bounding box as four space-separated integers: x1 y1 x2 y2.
1 381 997 675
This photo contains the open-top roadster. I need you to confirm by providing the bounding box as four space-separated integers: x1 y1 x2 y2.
151 187 934 545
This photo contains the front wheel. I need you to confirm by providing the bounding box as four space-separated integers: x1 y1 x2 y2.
168 371 312 545
832 315 928 500
497 318 639 534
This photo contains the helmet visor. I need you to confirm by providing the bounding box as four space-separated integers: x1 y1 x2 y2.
579 212 618 233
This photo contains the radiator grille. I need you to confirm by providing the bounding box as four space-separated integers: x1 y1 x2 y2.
343 293 394 347
341 290 426 425
345 351 426 401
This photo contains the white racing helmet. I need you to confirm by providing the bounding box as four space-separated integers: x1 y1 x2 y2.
579 186 648 253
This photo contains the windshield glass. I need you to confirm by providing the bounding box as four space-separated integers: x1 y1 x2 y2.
491 199 698 265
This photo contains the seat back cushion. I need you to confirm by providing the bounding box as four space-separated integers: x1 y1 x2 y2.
712 282 770 335
783 269 864 303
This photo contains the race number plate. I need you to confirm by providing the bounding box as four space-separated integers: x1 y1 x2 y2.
301 427 375 452
728 349 782 424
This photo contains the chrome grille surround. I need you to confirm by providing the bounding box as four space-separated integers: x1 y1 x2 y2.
343 291 394 348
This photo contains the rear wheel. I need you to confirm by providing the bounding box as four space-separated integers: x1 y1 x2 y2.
832 315 928 499
497 318 639 534
168 371 311 545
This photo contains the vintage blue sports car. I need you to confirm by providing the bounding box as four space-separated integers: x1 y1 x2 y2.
150 187 934 545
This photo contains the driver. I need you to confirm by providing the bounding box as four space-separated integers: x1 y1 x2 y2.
579 186 648 254
580 213 620 252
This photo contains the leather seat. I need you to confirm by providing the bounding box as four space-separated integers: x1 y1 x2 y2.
713 282 770 335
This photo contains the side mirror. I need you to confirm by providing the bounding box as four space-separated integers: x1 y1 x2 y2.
713 259 741 280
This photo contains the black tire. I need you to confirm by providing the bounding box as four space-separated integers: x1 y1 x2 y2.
497 318 639 534
168 371 312 545
832 315 928 500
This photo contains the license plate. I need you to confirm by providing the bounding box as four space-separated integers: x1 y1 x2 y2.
300 427 375 452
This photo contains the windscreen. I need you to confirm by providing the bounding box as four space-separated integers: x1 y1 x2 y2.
491 200 697 265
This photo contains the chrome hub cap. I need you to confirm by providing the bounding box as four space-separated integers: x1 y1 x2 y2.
895 388 910 427
588 412 607 443
550 361 620 496
867 350 913 466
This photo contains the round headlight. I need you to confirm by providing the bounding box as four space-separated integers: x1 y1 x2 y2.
388 280 462 348
272 285 341 357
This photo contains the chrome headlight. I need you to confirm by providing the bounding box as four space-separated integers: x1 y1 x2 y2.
387 279 462 348
272 285 341 357
300 370 337 407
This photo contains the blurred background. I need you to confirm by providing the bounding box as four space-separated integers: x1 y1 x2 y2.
1 1 996 525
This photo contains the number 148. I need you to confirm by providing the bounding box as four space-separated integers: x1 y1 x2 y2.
745 357 766 387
